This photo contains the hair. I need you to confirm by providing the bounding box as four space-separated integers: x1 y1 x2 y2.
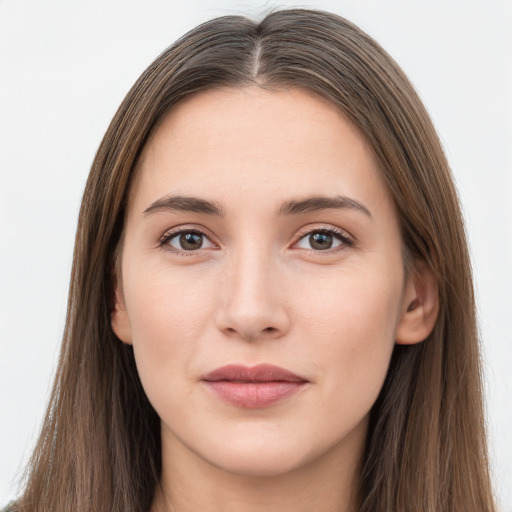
12 8 495 512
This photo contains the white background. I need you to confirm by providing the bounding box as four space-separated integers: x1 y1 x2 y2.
1 0 511 509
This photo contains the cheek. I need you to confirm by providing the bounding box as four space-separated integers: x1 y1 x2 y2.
296 267 402 404
123 264 216 397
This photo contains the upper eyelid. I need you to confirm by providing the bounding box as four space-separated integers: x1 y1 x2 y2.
158 224 351 239
159 225 216 244
295 224 351 239
293 224 355 247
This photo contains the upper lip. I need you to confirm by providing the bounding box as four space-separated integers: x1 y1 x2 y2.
202 364 308 383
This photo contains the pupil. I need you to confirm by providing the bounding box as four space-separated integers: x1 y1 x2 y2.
180 232 202 250
310 232 332 250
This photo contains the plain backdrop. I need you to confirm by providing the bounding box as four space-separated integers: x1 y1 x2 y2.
1 0 511 509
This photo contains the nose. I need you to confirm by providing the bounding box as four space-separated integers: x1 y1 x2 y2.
215 245 290 342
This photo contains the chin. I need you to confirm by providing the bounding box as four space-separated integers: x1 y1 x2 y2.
205 448 309 478
191 430 334 479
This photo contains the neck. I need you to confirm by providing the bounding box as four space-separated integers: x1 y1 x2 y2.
151 422 365 512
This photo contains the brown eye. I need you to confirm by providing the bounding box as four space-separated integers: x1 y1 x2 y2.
295 228 352 252
164 230 214 252
179 232 203 250
309 232 334 250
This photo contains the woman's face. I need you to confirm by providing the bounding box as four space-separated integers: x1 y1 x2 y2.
113 86 415 477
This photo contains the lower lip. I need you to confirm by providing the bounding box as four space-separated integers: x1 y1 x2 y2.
203 381 307 408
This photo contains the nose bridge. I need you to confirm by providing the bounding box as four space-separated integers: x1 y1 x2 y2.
230 243 274 305
216 238 289 340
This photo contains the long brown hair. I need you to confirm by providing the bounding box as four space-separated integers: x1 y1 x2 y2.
13 9 496 512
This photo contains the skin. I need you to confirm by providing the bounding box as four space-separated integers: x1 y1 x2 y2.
112 86 438 512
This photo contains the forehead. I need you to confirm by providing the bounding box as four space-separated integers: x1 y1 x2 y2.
128 86 393 218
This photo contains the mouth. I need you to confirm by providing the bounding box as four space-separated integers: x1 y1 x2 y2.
201 363 309 409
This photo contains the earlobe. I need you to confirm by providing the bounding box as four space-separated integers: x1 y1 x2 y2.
111 278 133 345
395 263 439 345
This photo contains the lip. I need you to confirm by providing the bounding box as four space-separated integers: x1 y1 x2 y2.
202 364 309 409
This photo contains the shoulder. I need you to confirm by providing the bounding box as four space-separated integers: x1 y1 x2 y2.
1 503 15 512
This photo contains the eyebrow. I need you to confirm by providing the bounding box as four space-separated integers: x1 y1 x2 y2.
143 195 225 216
278 195 372 218
143 194 372 219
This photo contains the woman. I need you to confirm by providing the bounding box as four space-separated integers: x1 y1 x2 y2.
7 8 496 512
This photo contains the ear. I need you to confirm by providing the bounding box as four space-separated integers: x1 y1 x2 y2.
395 262 439 345
111 274 133 345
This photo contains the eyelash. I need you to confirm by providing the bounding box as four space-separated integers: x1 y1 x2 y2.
158 226 355 257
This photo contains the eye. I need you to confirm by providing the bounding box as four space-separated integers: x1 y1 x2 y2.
294 228 353 252
161 229 215 253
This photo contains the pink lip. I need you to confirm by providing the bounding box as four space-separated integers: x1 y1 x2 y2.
202 364 309 409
